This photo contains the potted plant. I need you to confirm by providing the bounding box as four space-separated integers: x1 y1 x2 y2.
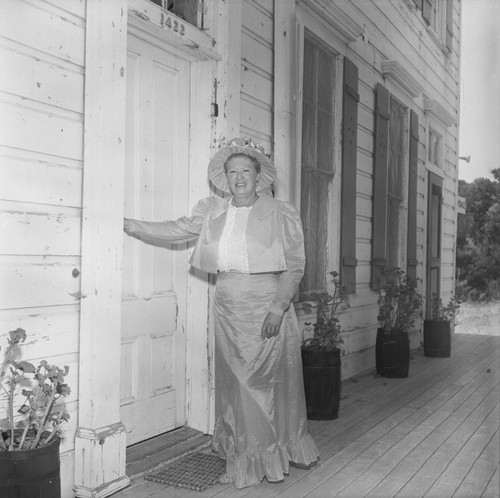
376 268 422 378
301 271 345 420
424 294 460 357
0 328 71 497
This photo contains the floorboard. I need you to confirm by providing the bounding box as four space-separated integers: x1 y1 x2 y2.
112 334 500 498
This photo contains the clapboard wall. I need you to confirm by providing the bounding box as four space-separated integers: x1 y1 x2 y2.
0 0 85 494
240 0 274 154
289 0 461 375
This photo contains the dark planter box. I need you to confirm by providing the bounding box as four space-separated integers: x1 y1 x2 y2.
0 434 61 498
301 348 341 420
424 319 451 357
376 328 410 378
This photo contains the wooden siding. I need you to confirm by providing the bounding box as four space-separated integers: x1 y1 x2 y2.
0 0 85 494
113 333 500 498
240 0 274 150
0 0 463 492
293 0 461 376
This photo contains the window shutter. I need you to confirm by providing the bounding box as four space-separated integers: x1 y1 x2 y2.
445 0 453 53
371 83 389 290
412 0 423 10
422 0 432 25
341 57 359 294
407 110 419 281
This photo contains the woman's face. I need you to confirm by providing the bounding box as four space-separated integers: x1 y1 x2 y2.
225 156 261 198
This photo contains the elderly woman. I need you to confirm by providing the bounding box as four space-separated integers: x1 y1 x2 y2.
123 138 319 488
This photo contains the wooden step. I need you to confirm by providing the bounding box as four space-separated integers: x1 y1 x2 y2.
126 426 212 478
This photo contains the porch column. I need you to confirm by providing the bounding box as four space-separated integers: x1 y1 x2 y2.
273 0 297 202
74 1 129 497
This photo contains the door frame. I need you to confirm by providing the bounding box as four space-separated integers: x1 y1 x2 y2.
75 2 219 495
426 171 443 317
124 3 217 434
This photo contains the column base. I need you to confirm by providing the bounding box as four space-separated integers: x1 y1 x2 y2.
74 422 130 498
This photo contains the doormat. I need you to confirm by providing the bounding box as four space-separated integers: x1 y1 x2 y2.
144 452 226 491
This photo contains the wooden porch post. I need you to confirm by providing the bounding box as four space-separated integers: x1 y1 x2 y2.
74 1 130 496
273 0 297 202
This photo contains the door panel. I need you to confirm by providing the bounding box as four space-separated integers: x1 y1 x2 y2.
426 172 443 317
121 34 190 445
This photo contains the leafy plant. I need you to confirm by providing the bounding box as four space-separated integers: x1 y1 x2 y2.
377 268 422 333
429 294 461 322
456 171 500 301
302 271 345 351
0 328 70 451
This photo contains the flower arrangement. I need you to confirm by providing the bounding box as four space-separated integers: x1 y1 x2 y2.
302 271 345 351
0 328 70 451
216 136 272 159
377 268 422 333
429 294 461 322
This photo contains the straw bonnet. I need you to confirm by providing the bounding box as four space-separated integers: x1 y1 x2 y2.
208 137 276 192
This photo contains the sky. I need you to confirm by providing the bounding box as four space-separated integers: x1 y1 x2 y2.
458 0 500 182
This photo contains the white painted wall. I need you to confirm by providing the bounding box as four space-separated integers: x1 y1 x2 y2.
0 1 86 495
0 0 461 493
240 0 274 157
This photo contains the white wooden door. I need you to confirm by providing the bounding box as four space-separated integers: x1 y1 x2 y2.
121 34 191 445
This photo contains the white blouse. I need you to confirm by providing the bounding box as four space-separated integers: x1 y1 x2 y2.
217 202 252 273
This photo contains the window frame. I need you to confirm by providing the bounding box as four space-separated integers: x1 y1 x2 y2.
427 0 446 40
295 11 344 297
425 119 446 180
372 84 413 289
412 0 453 54
428 126 443 168
148 0 205 29
386 94 410 271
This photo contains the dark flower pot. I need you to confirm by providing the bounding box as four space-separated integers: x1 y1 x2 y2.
301 348 341 420
424 319 451 357
375 328 409 378
0 433 61 498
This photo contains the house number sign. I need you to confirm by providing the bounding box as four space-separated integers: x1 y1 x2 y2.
160 13 186 36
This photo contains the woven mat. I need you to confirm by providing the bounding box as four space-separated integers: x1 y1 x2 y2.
144 452 226 491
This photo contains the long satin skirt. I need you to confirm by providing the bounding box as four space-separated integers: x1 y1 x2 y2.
211 272 319 489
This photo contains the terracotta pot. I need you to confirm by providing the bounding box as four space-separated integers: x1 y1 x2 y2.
301 348 341 420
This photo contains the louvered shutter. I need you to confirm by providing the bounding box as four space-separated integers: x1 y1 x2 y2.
371 83 389 290
445 0 453 53
407 110 419 281
341 57 359 294
412 0 423 10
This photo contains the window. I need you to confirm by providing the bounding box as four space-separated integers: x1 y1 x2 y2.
428 0 445 38
299 31 338 294
387 97 409 270
428 128 442 167
148 0 203 28
372 84 414 288
412 0 453 53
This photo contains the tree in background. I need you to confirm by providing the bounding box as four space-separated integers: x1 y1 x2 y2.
456 169 500 301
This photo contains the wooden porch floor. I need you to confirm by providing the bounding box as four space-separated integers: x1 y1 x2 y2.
113 333 500 498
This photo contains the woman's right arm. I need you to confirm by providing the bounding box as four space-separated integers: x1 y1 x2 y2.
123 197 214 247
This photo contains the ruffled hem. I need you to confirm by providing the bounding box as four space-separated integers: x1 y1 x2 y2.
212 427 319 489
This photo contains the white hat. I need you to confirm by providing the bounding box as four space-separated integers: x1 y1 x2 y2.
207 137 276 192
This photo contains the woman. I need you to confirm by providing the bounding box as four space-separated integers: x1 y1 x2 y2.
123 137 319 488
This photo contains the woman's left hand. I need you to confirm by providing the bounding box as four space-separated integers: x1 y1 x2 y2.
261 311 283 339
